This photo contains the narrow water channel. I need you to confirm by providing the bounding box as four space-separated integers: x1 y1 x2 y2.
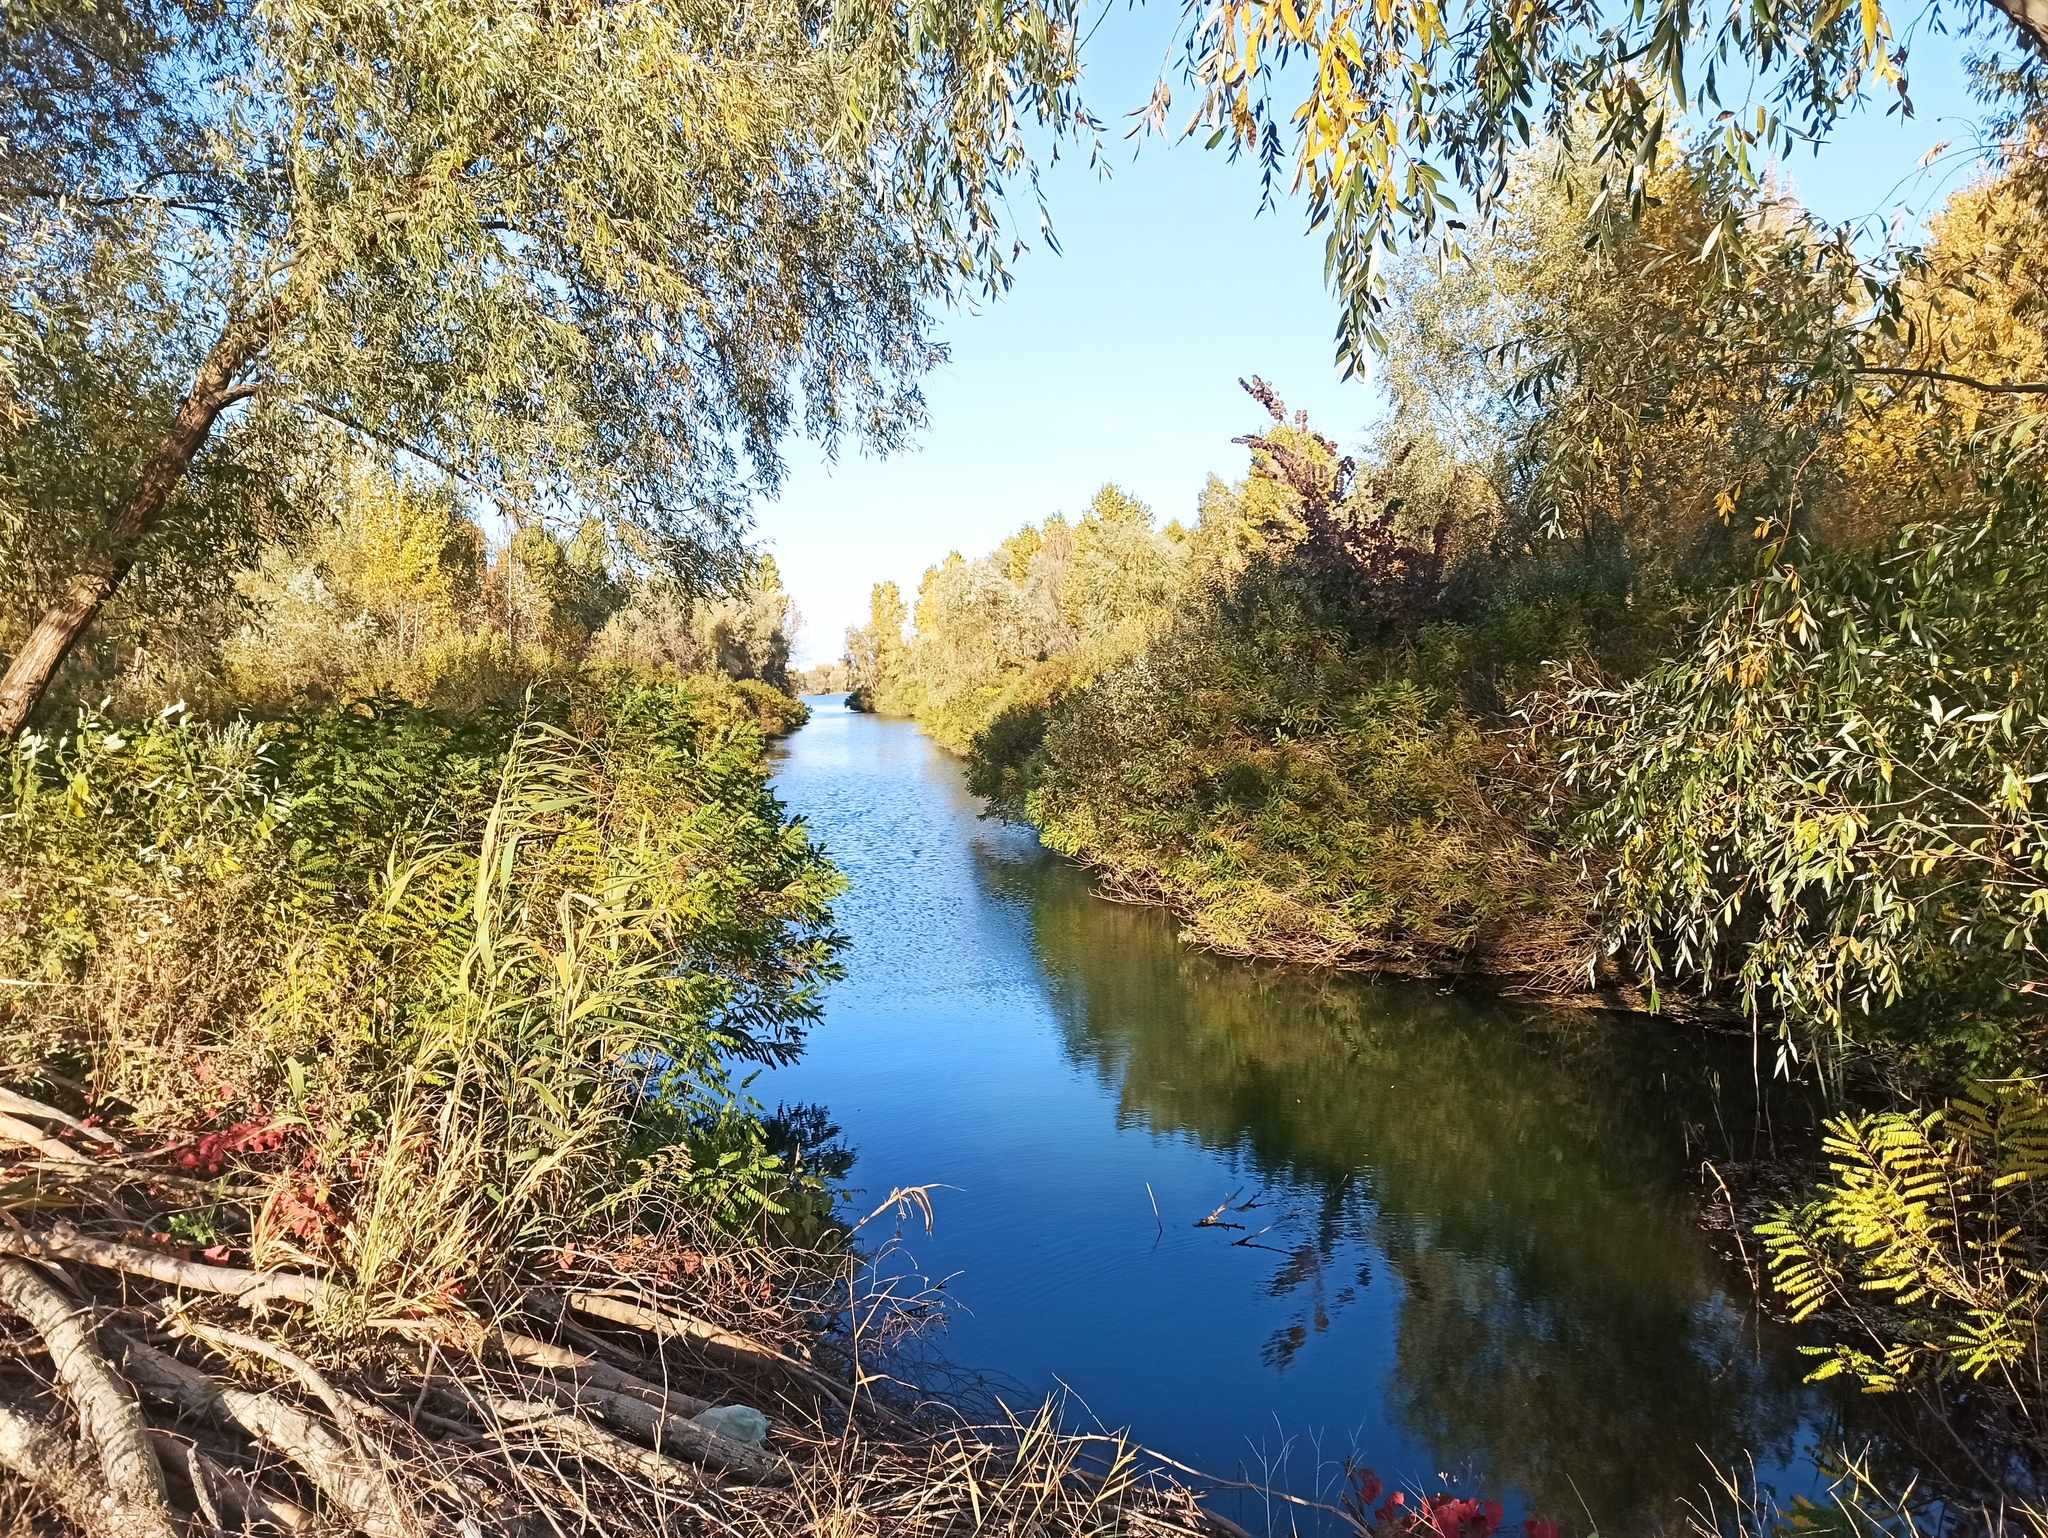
763 696 1846 1531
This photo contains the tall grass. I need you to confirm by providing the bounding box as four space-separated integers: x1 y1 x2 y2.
0 672 844 1314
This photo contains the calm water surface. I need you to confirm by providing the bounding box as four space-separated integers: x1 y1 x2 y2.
762 696 1846 1531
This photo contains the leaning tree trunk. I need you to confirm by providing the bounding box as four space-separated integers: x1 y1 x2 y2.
0 327 260 739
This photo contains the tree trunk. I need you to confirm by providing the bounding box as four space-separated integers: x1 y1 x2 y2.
0 328 258 739
1983 0 2048 53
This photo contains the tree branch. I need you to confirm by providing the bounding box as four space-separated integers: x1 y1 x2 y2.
1980 0 2048 58
0 1260 178 1538
279 397 522 510
1847 363 2048 396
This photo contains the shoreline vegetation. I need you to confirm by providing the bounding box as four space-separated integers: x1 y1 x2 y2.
0 631 1250 1534
9 0 2048 1534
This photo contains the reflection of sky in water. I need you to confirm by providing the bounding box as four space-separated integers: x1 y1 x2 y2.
759 698 1859 1531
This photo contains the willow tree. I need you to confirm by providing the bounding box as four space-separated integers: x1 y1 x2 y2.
0 0 1090 734
1171 0 2048 367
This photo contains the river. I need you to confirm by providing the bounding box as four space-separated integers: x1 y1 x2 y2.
761 695 1853 1532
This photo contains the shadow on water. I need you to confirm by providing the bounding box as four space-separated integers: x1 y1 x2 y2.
767 698 1884 1532
992 838 1841 1528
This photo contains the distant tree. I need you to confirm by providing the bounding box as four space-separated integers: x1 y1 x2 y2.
0 0 1093 734
845 581 909 712
696 556 800 692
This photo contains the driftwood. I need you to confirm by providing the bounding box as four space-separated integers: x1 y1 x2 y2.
0 1226 783 1475
565 1288 794 1362
0 1111 91 1164
564 1289 870 1416
0 1085 119 1147
0 1259 178 1538
145 1429 319 1535
564 1288 924 1431
493 1325 713 1418
0 1216 1238 1538
0 1224 328 1309
0 1404 138 1538
114 1335 409 1538
426 1380 705 1494
510 1369 783 1482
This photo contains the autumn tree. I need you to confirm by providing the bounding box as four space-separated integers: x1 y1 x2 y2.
845 580 909 713
692 555 801 691
0 0 1093 734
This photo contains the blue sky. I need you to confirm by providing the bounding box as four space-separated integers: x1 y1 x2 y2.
762 4 2007 666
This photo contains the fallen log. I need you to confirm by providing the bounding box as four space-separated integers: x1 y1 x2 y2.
562 1290 916 1429
0 1259 177 1538
493 1324 712 1417
0 1403 145 1538
174 1316 396 1446
564 1289 873 1417
0 1086 119 1147
565 1288 793 1364
0 1223 328 1309
145 1429 318 1535
426 1381 702 1495
114 1335 408 1538
507 1368 786 1483
0 1110 91 1164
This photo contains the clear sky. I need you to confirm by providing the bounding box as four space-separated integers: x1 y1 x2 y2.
760 4 2007 666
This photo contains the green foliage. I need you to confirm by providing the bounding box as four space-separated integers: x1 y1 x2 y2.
594 552 802 699
1758 1079 2048 1451
1548 492 2048 1076
1184 0 2044 369
1018 561 1597 976
861 334 1653 980
848 483 1189 749
728 677 813 741
0 672 844 1299
222 463 812 727
844 580 909 714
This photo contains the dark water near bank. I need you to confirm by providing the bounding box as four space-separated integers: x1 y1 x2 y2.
762 696 1850 1532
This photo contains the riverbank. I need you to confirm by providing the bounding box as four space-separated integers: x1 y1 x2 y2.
799 696 2048 1522
0 675 1242 1538
0 1184 1228 1538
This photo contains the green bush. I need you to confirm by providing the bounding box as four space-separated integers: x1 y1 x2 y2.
0 671 844 1307
1547 497 2048 1076
1758 1078 2048 1460
730 676 813 740
1006 565 1599 979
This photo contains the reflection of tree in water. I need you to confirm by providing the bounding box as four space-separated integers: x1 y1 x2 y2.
1202 1177 1377 1371
979 840 1841 1529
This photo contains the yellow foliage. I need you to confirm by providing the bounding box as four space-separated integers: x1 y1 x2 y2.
1759 1079 2048 1428
1835 144 2048 545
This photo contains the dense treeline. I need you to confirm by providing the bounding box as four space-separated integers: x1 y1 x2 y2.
848 131 2048 1491
853 137 2048 1067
